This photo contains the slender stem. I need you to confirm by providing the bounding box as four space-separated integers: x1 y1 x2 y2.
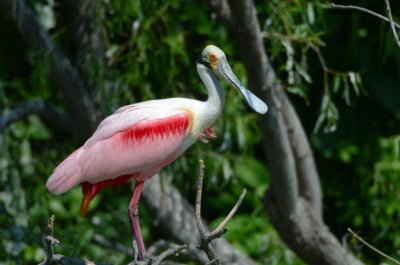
149 244 188 265
384 0 400 48
212 189 246 236
195 159 206 236
330 3 400 30
348 228 400 265
194 159 218 263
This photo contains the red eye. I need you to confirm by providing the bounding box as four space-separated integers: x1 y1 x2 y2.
209 54 217 62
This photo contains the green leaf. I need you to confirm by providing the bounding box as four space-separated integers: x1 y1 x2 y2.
307 3 315 25
235 156 269 197
287 86 309 103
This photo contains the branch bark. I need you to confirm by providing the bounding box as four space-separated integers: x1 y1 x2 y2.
0 0 97 142
63 0 106 60
206 0 365 264
0 100 74 134
63 0 107 98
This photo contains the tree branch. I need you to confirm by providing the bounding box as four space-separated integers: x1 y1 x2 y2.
223 0 299 216
348 228 400 265
39 216 113 265
0 0 98 142
40 216 187 265
384 0 400 48
281 96 322 219
142 174 258 265
0 100 74 134
194 160 247 264
206 0 232 28
206 0 365 264
330 3 400 30
147 244 187 265
63 0 106 59
63 0 107 99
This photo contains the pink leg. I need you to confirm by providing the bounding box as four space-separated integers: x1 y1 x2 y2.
129 181 146 260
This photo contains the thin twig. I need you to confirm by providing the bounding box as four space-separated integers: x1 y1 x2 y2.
210 189 247 241
194 159 217 263
194 160 247 265
309 44 347 75
384 0 400 48
195 160 206 235
330 3 400 30
149 244 187 265
348 228 400 265
39 216 112 265
42 215 57 265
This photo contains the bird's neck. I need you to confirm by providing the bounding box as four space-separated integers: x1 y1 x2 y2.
196 64 225 127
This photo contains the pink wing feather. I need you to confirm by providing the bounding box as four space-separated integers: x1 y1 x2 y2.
46 103 191 195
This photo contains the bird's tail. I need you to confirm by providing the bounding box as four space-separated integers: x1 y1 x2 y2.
46 148 83 194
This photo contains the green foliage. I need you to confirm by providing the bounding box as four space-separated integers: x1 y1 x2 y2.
261 0 365 133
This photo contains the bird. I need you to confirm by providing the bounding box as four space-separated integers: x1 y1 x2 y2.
46 45 268 261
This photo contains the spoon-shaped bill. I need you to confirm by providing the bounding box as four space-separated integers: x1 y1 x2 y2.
216 58 268 114
235 84 268 114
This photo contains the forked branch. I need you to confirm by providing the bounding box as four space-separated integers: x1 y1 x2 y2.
195 160 247 265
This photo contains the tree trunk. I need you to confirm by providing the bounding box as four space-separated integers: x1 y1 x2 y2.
206 1 364 264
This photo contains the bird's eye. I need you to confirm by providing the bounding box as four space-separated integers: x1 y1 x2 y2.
209 54 217 63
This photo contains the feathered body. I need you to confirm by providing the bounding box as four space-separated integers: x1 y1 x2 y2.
47 97 221 214
46 45 267 260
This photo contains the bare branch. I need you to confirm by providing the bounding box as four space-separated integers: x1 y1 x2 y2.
39 216 112 265
42 215 56 264
142 174 258 265
206 1 365 264
223 0 300 216
281 97 322 220
63 0 106 58
195 159 207 238
0 0 97 141
0 100 74 134
210 189 246 240
195 160 247 265
148 244 187 265
62 0 107 100
348 228 400 265
206 0 232 28
194 159 217 263
40 216 187 265
384 0 400 48
330 3 400 30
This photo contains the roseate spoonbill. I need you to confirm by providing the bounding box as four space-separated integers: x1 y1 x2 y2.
46 45 267 260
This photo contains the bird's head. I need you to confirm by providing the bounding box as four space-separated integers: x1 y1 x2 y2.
197 45 268 114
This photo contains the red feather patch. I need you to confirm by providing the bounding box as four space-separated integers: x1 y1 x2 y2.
120 113 190 143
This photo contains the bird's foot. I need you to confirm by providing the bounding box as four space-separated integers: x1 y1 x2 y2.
131 238 148 263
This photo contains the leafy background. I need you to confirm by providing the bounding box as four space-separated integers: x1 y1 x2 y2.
1 0 399 264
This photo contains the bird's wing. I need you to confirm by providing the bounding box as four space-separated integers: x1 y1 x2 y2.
47 104 192 195
84 101 186 148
